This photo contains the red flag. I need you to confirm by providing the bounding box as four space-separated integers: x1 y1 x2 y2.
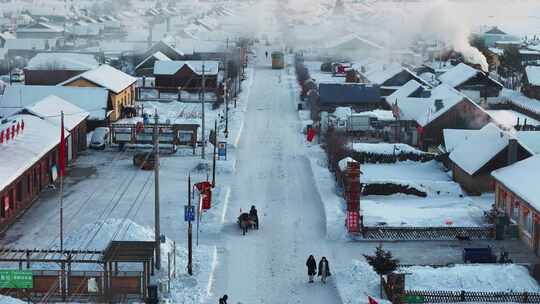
306 128 315 142
368 296 379 304
59 112 65 177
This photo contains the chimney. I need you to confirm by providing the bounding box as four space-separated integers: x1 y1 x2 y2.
434 99 444 112
508 138 518 165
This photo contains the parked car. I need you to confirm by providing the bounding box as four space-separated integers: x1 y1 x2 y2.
89 127 110 149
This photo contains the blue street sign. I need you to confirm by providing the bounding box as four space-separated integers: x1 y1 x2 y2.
218 141 227 159
184 205 195 222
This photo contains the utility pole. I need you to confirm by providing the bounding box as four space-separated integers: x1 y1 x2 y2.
225 82 229 137
201 62 206 159
187 174 193 275
154 110 161 270
60 111 64 252
212 119 217 188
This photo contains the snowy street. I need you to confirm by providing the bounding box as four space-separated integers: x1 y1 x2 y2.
209 50 342 304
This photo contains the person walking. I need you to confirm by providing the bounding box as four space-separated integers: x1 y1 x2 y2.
219 294 228 304
265 51 268 59
249 205 259 229
318 257 331 284
306 255 317 283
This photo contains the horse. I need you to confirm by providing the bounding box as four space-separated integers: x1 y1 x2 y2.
237 212 256 235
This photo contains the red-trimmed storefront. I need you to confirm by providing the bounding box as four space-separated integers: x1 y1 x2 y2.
495 183 540 255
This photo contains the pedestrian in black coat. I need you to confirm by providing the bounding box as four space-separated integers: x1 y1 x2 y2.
318 257 331 283
306 255 317 283
249 205 259 229
219 294 228 304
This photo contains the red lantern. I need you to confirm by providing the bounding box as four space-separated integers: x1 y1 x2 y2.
16 122 20 135
11 125 15 138
5 127 10 141
0 130 3 143
21 120 24 131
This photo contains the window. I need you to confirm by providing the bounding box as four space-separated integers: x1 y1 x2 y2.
16 182 22 203
524 210 533 235
511 202 520 223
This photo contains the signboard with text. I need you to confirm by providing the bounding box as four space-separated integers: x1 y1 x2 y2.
0 270 33 289
218 141 227 160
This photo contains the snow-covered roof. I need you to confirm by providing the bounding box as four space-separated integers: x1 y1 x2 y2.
0 32 15 41
4 38 54 50
325 33 383 51
338 157 358 172
17 22 63 33
385 80 424 104
365 63 403 85
351 143 427 156
438 63 479 88
449 123 512 175
395 84 467 127
0 114 60 192
515 132 540 155
134 51 171 71
0 85 109 120
26 52 99 71
525 66 540 86
60 64 137 94
443 129 480 153
487 110 540 128
24 95 88 131
492 154 540 211
153 60 219 76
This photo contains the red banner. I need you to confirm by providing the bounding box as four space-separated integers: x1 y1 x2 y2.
306 128 315 142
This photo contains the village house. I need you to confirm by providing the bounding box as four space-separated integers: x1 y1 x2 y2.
0 31 15 48
22 95 89 160
153 60 222 97
143 40 185 61
24 52 100 85
0 113 67 230
16 22 64 39
364 63 430 97
4 38 59 60
59 64 137 121
482 26 520 48
309 82 381 121
438 63 503 103
387 84 491 149
522 66 540 101
0 85 109 128
323 34 383 60
492 154 540 255
447 123 534 194
135 51 172 77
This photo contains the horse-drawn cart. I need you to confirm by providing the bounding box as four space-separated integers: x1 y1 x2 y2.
237 213 256 235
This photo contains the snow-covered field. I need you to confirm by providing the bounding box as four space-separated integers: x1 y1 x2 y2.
362 195 490 227
399 264 540 292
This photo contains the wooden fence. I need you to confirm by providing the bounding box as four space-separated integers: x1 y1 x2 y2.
358 226 494 241
402 290 540 303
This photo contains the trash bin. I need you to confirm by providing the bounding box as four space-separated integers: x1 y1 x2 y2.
146 285 158 304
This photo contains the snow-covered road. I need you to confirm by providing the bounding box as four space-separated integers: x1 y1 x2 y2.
209 51 343 304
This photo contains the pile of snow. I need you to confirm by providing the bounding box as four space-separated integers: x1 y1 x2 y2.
351 143 428 156
307 145 346 239
335 259 390 304
0 295 25 304
399 264 540 292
